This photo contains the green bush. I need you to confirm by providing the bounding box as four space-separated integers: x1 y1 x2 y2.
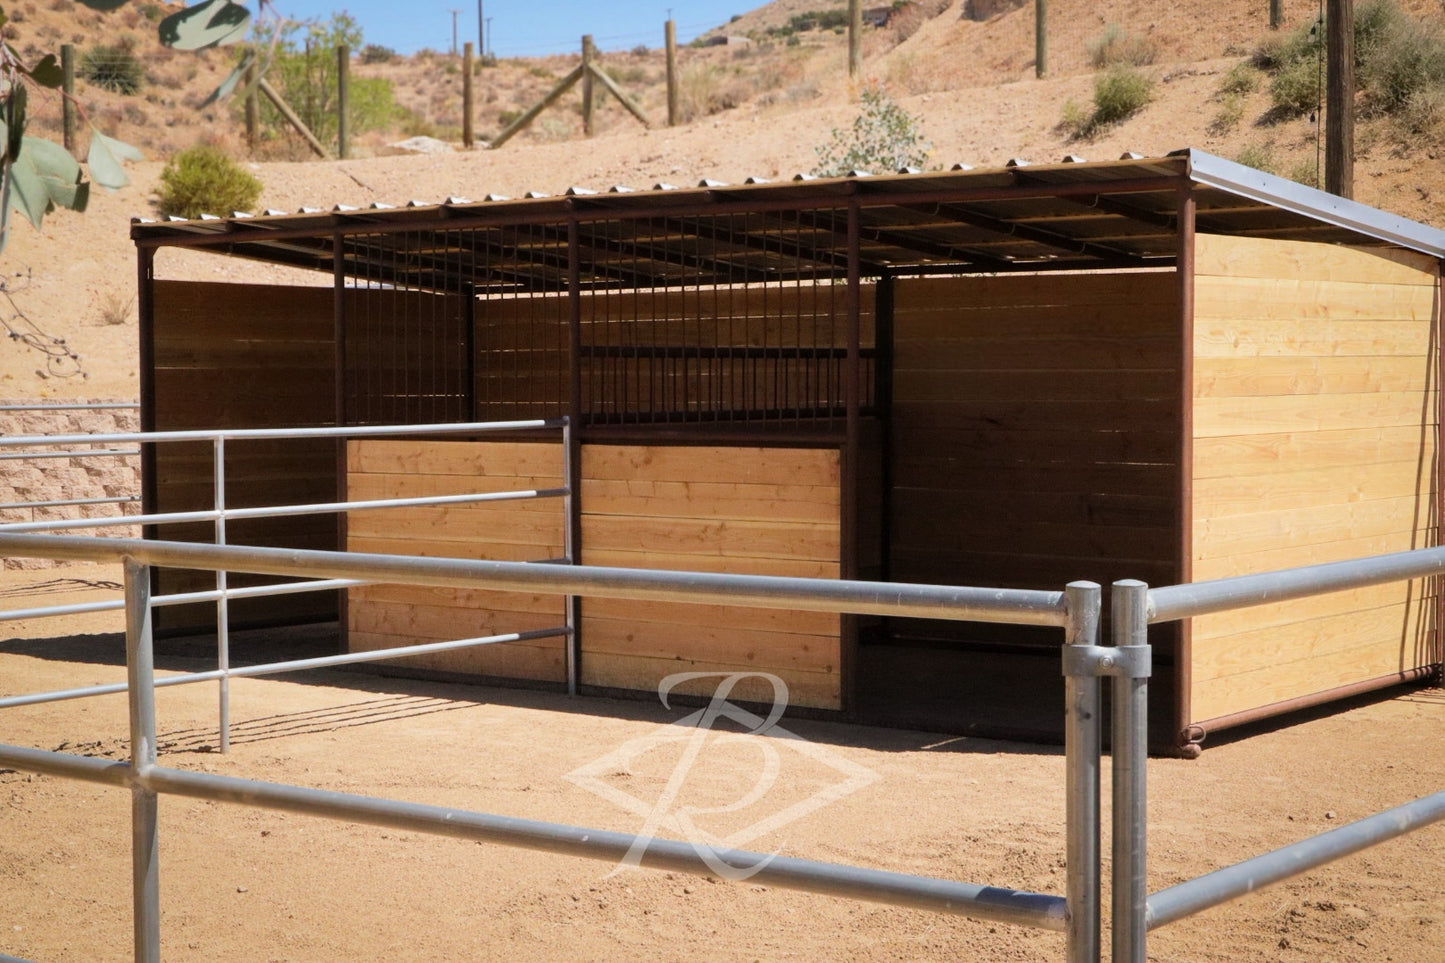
253 13 402 147
1235 141 1278 173
813 83 931 176
359 43 397 64
1087 24 1158 68
1092 66 1154 126
1219 61 1262 96
80 44 145 95
1256 1 1445 119
1269 54 1323 115
157 145 262 219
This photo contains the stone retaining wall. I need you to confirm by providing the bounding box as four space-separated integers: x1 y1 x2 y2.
0 401 142 570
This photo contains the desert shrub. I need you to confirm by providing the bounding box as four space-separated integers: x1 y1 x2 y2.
1209 91 1247 133
677 62 754 121
1256 1 1445 119
253 14 402 147
1092 66 1154 125
1287 158 1321 187
1235 141 1278 173
1269 54 1323 115
1394 85 1445 146
156 144 262 219
1087 24 1158 68
813 83 931 176
1219 61 1261 96
359 43 396 64
79 44 145 95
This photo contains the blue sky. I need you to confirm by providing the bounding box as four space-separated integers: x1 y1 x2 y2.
262 1 761 57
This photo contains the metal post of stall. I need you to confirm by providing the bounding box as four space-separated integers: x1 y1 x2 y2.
124 557 160 963
1111 580 1152 963
214 436 231 752
1062 581 1102 963
561 417 579 695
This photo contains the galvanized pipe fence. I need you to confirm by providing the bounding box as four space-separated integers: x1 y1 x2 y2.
0 418 575 751
1108 546 1445 963
0 426 1440 959
0 532 1103 963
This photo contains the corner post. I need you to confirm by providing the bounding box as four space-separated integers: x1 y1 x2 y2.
125 557 161 963
1111 579 1152 963
1063 580 1103 963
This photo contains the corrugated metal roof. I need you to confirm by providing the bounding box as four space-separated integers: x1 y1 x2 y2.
131 149 1445 291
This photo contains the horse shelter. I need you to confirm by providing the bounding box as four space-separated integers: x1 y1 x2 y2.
130 149 1445 755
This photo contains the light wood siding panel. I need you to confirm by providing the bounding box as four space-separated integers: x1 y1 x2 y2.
888 272 1182 642
150 281 337 630
1190 235 1441 724
343 441 843 707
345 440 568 682
580 444 842 709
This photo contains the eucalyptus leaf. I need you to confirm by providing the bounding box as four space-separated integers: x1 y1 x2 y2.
159 1 251 51
200 52 254 108
25 54 64 89
22 136 87 212
76 0 131 10
4 85 25 166
88 131 143 192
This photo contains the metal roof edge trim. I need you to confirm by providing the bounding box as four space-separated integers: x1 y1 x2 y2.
1183 148 1445 259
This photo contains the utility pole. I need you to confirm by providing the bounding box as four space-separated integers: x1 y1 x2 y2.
477 0 483 58
1325 0 1354 197
485 18 493 58
450 9 459 56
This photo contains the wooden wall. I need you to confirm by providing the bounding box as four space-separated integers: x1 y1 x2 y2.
579 444 843 709
888 271 1183 641
343 441 844 709
150 281 338 629
345 440 569 682
1190 235 1441 724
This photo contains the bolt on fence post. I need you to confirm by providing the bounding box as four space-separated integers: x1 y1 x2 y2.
1063 581 1102 963
124 557 161 963
1111 580 1151 963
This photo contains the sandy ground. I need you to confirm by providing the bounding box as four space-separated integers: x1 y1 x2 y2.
0 564 1440 962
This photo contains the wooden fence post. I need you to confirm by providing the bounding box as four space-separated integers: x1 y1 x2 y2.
1035 0 1047 78
1270 0 1283 29
848 0 861 78
61 44 76 156
665 19 678 127
463 41 475 148
244 56 258 152
337 43 350 160
582 34 595 136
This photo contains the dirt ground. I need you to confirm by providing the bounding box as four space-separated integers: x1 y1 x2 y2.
0 563 1440 962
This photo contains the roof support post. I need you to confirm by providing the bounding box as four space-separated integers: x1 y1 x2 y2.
1174 178 1198 756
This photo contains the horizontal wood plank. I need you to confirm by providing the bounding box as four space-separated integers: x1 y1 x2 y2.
581 653 839 709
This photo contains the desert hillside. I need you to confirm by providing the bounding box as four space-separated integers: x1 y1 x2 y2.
2 0 1443 400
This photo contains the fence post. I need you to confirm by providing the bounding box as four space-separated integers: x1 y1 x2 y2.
1270 0 1283 29
665 19 678 127
1063 581 1102 963
124 557 160 963
245 56 259 152
1035 0 1048 78
1111 580 1152 963
214 437 231 753
581 34 595 136
61 44 77 155
848 0 862 78
337 43 350 160
463 41 475 148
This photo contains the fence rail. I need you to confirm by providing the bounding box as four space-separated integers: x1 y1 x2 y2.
0 534 1097 963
